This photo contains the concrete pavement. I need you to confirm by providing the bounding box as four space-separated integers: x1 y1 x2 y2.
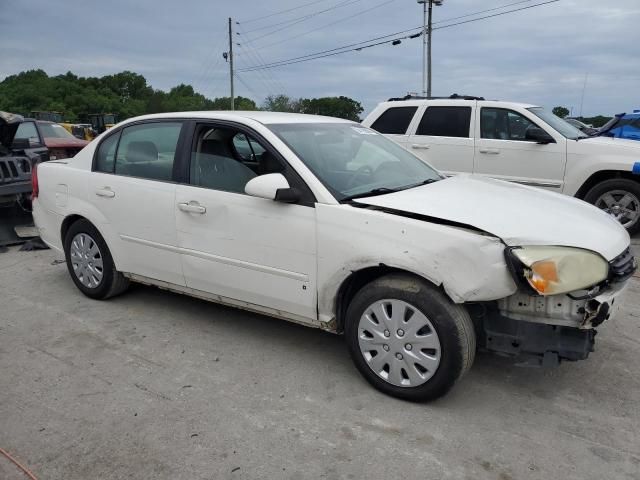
1 247 639 480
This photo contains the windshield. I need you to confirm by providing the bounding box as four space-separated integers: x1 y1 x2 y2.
267 123 442 200
527 107 587 140
37 122 75 139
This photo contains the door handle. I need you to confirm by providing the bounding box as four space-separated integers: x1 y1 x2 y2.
479 148 500 155
178 202 206 214
411 144 430 150
95 187 115 198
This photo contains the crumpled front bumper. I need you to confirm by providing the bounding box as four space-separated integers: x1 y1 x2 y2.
497 283 628 330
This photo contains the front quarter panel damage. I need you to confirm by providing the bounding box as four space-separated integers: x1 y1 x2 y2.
315 204 518 324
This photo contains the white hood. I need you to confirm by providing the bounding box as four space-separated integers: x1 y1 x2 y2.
354 175 630 261
568 135 640 158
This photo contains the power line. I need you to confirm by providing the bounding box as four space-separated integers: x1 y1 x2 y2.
240 0 358 34
236 26 288 93
240 0 332 24
238 0 560 73
258 0 397 51
239 0 542 71
241 0 363 42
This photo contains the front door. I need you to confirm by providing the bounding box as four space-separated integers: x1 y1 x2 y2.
175 123 317 320
86 120 186 285
473 106 566 191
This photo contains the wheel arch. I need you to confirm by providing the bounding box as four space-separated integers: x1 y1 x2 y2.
575 170 640 199
60 213 123 270
334 265 444 333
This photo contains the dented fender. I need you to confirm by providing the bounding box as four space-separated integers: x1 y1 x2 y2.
315 204 518 324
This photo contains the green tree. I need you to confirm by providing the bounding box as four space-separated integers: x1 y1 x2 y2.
298 96 363 121
262 94 299 112
552 106 570 118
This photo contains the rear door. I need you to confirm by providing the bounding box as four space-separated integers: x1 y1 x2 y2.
367 105 419 147
473 105 566 190
406 102 475 175
87 120 186 285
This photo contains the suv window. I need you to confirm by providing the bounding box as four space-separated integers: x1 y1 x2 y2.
370 106 417 134
95 131 120 173
190 126 284 194
481 108 537 141
114 122 182 181
416 106 471 137
15 121 41 146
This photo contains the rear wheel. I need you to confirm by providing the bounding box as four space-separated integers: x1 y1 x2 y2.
345 274 475 402
63 219 129 299
584 178 640 234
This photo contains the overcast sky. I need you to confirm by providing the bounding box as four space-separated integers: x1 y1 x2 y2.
1 0 638 116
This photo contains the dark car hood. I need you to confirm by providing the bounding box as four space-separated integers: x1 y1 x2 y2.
0 111 24 150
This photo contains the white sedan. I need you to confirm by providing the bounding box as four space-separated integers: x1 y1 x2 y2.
32 111 636 401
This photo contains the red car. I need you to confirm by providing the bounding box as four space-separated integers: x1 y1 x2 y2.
15 119 89 160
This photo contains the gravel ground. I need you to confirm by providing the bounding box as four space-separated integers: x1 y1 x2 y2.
0 243 639 480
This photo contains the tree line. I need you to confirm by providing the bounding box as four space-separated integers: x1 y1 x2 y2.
552 106 611 128
0 70 364 122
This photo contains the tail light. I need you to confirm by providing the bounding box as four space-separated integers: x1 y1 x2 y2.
31 162 39 199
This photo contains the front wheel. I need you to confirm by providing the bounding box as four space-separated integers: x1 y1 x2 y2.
345 274 476 402
584 178 640 234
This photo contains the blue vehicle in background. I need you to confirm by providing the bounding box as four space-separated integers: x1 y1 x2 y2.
599 111 640 141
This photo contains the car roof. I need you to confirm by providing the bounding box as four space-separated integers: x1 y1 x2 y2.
119 111 356 126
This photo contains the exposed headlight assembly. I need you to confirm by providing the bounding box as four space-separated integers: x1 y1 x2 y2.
507 246 609 296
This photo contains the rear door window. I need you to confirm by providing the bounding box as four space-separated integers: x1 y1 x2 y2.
95 131 120 173
370 106 418 134
416 106 472 138
114 122 182 181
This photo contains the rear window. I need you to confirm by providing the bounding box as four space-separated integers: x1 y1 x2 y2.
370 106 418 135
114 122 182 182
416 106 471 138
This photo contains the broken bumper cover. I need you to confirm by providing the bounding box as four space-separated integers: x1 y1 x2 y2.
481 246 635 365
496 286 625 330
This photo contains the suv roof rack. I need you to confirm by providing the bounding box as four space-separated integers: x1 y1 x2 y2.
387 93 485 101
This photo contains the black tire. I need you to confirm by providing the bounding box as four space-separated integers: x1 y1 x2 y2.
583 178 640 235
345 274 475 402
63 219 129 299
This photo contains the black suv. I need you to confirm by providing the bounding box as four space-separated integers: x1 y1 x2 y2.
0 111 46 207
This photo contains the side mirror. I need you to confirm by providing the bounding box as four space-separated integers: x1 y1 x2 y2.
11 138 30 150
245 173 301 203
525 127 555 144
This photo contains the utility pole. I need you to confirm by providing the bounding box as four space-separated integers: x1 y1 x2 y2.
426 0 433 98
228 17 235 110
418 1 442 98
421 1 427 97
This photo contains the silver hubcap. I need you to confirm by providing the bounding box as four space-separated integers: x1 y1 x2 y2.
357 299 441 388
595 190 640 229
70 233 104 288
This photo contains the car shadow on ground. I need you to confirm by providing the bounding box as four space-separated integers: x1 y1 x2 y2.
112 281 578 404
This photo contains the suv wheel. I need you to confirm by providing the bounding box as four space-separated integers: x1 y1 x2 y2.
345 274 476 402
63 219 129 299
584 179 640 234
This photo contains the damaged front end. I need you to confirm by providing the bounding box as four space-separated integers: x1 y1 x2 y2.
471 246 636 366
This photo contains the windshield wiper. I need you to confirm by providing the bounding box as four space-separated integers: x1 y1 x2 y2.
341 178 440 202
341 187 400 202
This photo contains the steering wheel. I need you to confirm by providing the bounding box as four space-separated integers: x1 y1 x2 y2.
345 165 374 189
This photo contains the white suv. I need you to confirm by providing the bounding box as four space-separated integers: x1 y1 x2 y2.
362 96 640 234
